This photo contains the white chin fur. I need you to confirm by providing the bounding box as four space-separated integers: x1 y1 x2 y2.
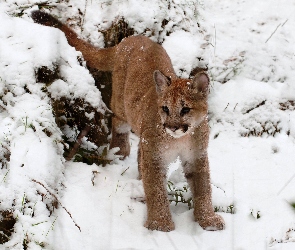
116 123 131 133
165 128 186 138
205 226 219 231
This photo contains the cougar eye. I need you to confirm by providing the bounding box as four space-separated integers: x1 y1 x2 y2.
180 107 190 116
162 106 169 115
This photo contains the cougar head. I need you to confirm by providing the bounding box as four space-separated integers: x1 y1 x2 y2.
154 70 209 138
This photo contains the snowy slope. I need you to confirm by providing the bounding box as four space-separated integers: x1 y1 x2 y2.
1 0 295 249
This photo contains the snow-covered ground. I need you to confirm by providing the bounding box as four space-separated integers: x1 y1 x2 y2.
1 0 295 249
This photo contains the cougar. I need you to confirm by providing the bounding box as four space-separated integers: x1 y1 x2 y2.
31 10 225 232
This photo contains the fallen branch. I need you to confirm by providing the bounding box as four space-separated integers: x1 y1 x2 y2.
32 179 81 232
66 125 91 161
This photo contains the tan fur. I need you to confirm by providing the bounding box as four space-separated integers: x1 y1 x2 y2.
32 11 225 232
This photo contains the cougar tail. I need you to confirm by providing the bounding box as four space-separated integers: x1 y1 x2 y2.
31 10 115 71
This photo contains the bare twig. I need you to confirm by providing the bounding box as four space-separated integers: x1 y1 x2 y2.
32 179 81 232
265 23 281 43
81 0 88 32
277 172 295 195
131 197 146 203
265 19 288 43
121 166 130 176
282 19 289 27
66 125 91 161
223 103 229 111
214 24 216 58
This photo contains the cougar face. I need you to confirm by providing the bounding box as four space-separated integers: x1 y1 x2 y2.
154 70 209 138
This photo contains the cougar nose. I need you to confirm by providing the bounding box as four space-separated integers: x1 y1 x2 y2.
182 124 189 132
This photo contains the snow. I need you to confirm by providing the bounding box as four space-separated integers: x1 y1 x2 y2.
1 0 295 249
162 30 204 78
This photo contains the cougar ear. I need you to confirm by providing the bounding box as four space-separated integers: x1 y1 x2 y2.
191 72 209 94
154 70 171 94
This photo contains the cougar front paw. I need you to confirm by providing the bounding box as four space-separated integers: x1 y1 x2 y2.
197 214 225 231
144 219 175 232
